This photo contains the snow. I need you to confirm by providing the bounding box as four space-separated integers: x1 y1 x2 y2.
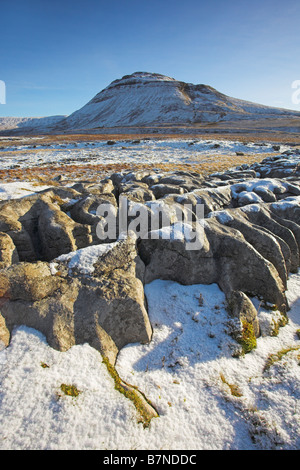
0 116 65 131
0 182 51 200
231 178 288 200
207 210 235 224
271 196 300 211
0 138 291 173
53 241 119 275
240 204 261 214
236 191 263 205
1 271 299 450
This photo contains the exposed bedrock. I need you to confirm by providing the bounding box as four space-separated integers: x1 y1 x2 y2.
1 162 300 359
138 217 287 313
0 235 152 365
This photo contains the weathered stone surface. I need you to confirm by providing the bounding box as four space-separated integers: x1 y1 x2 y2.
227 290 260 338
182 185 232 215
150 183 185 199
0 193 93 262
209 208 290 288
0 235 152 365
0 232 19 269
0 261 64 302
139 218 287 312
38 201 92 260
239 204 299 273
0 312 10 347
1 163 300 360
69 194 118 245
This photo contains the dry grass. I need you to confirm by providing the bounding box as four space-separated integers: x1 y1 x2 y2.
220 373 243 397
0 129 298 184
1 123 300 148
0 152 272 185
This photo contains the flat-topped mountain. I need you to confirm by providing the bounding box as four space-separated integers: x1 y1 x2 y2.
1 72 300 133
58 71 300 130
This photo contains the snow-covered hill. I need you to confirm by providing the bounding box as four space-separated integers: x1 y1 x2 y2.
1 72 300 133
58 72 300 130
0 115 65 132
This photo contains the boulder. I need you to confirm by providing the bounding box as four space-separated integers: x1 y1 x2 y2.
38 201 92 260
0 235 152 365
118 181 155 203
208 208 290 288
240 204 299 272
139 218 287 312
227 290 260 338
150 184 185 199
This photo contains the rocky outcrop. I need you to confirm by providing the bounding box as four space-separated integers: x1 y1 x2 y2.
0 235 152 365
138 217 287 313
1 153 300 365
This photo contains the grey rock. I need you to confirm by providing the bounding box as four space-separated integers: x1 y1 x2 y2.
38 201 92 260
0 235 152 365
209 208 289 288
227 290 260 338
0 232 19 268
139 218 287 312
150 183 185 199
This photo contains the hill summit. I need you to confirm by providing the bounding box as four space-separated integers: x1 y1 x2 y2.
1 72 300 134
58 71 300 130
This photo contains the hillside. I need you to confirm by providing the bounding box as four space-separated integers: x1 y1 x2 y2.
1 72 300 135
57 72 300 130
0 115 66 132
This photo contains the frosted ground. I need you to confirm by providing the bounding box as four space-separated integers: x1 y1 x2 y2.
0 138 292 171
0 274 299 450
0 138 300 450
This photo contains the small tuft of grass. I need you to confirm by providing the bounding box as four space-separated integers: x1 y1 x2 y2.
60 383 81 397
239 320 257 355
220 373 243 397
102 356 158 428
263 346 300 372
270 313 288 336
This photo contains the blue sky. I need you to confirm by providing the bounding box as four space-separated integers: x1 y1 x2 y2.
1 0 300 117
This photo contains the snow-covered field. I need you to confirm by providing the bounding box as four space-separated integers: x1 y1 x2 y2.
0 138 291 171
0 273 299 450
0 182 51 200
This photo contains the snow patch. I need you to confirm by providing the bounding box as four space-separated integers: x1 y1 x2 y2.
54 242 119 275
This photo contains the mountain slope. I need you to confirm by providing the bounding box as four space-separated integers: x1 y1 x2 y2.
57 72 300 130
0 115 66 132
1 72 299 134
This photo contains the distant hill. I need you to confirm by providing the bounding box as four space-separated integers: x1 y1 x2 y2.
0 115 66 132
1 72 300 134
57 72 300 130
